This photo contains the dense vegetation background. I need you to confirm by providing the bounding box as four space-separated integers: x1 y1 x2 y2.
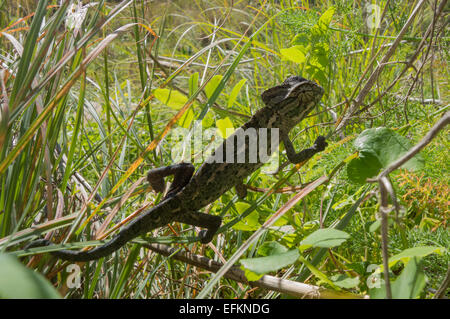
0 0 448 299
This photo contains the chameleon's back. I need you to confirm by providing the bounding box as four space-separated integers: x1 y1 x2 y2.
178 111 276 209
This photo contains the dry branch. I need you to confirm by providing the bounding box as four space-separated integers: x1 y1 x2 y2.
145 243 365 299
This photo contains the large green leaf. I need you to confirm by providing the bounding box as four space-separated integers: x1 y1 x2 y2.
330 274 360 289
370 257 427 299
387 246 445 268
347 150 382 184
280 45 307 64
257 241 288 257
154 88 188 109
391 257 426 299
240 249 300 275
0 254 61 299
216 117 235 139
233 203 260 231
299 228 350 251
204 75 224 99
347 127 424 184
317 7 335 31
227 79 247 108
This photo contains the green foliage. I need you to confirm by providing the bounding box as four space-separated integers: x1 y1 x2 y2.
0 0 447 299
370 257 427 299
0 254 61 298
347 127 424 183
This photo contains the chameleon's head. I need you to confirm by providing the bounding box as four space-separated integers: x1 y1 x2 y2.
261 76 324 125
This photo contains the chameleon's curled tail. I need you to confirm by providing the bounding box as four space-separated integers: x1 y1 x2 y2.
26 203 171 262
25 232 134 262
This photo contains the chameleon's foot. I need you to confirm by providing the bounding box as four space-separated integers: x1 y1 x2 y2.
199 214 222 244
174 211 222 244
282 133 328 164
198 230 211 244
313 136 328 151
147 162 195 196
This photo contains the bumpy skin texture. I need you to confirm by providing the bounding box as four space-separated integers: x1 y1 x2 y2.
26 76 326 261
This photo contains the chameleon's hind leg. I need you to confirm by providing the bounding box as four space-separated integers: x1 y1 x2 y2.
174 211 222 244
147 162 195 198
281 133 328 164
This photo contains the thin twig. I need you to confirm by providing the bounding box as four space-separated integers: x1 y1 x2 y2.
378 111 449 178
378 176 393 299
433 265 450 299
372 111 450 299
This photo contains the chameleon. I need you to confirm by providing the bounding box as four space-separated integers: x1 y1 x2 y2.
26 76 327 261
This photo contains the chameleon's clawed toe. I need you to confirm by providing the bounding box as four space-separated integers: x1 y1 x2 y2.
313 136 328 151
198 229 212 244
147 175 166 193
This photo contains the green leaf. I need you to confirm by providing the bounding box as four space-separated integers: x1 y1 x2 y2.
257 241 288 257
242 268 264 281
391 257 426 299
356 127 424 169
233 211 260 231
388 246 445 268
369 219 381 232
347 127 424 184
299 228 350 250
280 45 307 64
240 249 299 275
318 7 335 31
216 117 235 139
347 150 383 184
233 202 260 231
189 72 199 97
204 75 224 99
154 88 188 110
330 274 360 289
371 257 427 299
0 254 61 299
201 110 215 128
298 255 339 289
227 79 247 108
178 107 195 128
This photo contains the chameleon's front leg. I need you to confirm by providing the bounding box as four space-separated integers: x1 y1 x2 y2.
147 162 195 199
282 132 328 164
174 211 222 244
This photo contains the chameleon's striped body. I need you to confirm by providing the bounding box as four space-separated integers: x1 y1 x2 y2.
27 76 326 261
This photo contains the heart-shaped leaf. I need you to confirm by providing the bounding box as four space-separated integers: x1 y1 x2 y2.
280 45 307 64
347 127 424 184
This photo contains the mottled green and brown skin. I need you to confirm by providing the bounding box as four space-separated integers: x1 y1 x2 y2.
27 76 326 261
